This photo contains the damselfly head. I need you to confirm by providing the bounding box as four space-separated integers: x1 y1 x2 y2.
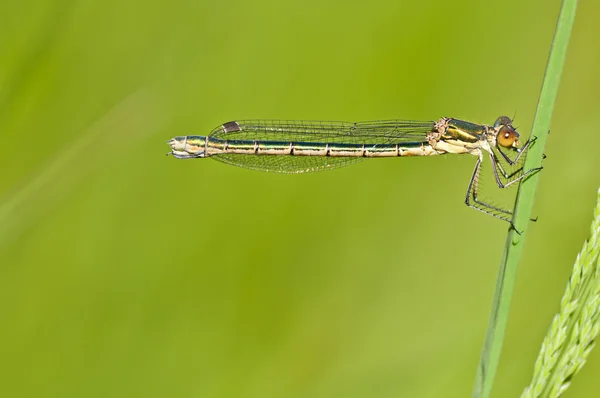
168 136 206 159
492 116 520 149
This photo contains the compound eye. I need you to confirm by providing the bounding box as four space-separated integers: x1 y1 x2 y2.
497 126 519 148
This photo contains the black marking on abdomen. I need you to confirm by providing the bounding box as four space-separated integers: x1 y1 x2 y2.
290 142 295 155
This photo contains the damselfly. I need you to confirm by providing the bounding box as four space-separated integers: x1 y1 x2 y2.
168 117 540 225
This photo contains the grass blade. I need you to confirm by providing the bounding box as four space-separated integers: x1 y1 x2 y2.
472 0 579 397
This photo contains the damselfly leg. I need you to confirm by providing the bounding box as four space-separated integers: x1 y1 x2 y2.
465 138 541 230
465 157 513 222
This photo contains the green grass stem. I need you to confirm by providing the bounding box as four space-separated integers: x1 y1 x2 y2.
472 0 579 397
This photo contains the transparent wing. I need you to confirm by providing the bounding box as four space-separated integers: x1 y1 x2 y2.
210 119 435 144
212 153 364 174
207 119 435 174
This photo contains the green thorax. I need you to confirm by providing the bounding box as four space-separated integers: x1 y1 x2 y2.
443 118 485 143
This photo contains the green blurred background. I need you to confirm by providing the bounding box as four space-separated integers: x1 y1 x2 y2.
1 0 598 397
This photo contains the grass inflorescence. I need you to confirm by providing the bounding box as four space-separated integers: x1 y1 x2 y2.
521 188 600 397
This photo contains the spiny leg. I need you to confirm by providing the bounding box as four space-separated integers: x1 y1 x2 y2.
492 155 524 182
463 152 539 227
488 152 542 189
464 157 514 222
494 136 542 187
464 160 522 233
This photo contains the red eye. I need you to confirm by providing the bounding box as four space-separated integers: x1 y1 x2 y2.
497 126 519 148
